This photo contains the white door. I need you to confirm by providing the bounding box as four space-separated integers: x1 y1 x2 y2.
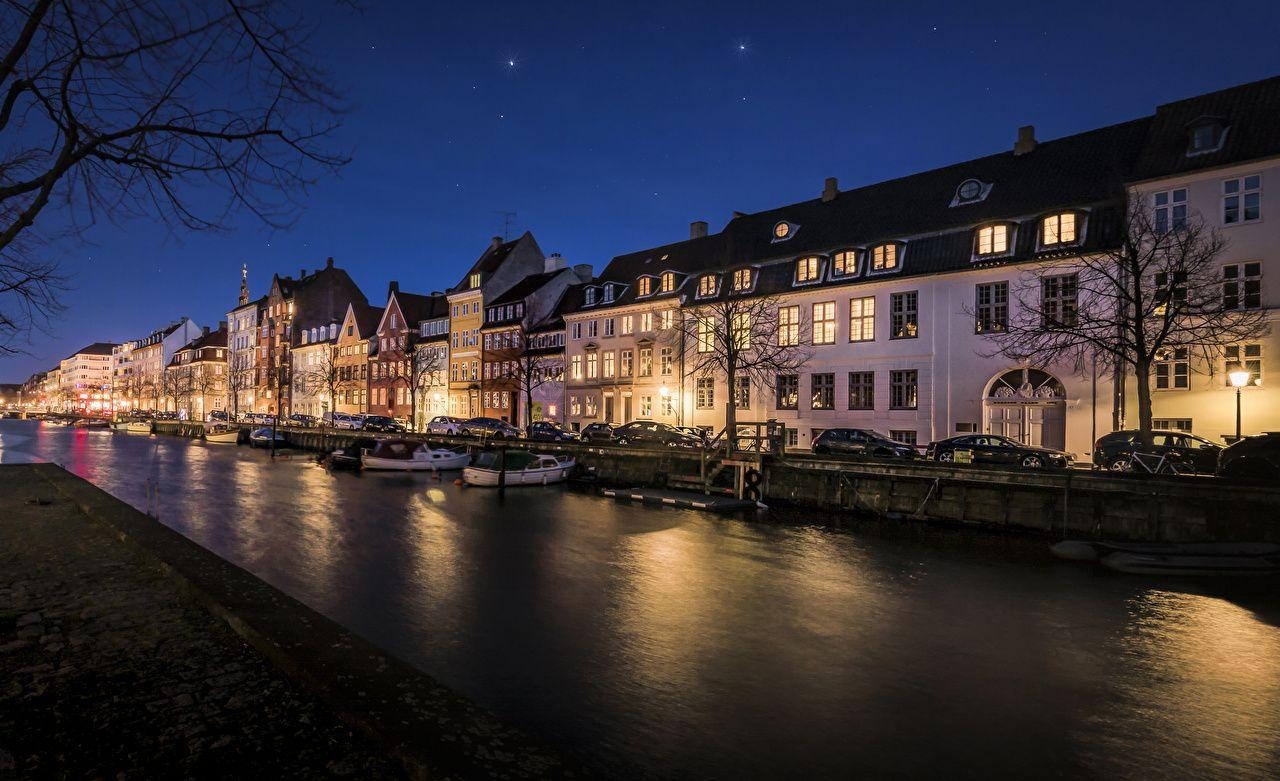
988 405 1022 441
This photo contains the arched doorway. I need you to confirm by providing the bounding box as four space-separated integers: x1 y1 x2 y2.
983 368 1067 450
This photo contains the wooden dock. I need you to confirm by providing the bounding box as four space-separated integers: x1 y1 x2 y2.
599 486 760 512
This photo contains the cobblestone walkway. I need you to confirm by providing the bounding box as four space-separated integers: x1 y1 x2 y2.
0 467 402 779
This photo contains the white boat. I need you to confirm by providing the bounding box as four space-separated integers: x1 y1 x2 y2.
361 439 470 471
463 451 575 486
204 424 240 443
73 418 109 429
124 421 152 435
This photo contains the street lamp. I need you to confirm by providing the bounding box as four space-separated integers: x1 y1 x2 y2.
1228 363 1252 442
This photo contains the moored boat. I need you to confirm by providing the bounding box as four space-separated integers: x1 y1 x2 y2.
361 439 470 471
124 420 152 435
462 451 575 486
1051 540 1280 562
249 427 286 448
73 418 109 428
324 438 378 470
204 424 240 443
1100 551 1280 576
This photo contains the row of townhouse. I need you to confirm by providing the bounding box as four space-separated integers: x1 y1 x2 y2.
560 76 1280 454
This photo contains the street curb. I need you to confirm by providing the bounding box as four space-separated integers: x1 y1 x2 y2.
22 463 577 780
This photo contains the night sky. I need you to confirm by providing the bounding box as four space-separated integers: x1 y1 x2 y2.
4 0 1279 381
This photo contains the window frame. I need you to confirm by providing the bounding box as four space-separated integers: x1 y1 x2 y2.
848 296 875 343
794 256 822 285
974 223 1013 258
847 371 874 410
868 243 902 275
1039 212 1081 249
812 301 836 345
889 369 919 410
889 291 919 340
974 281 1009 334
1223 261 1262 310
831 249 859 278
1223 174 1262 226
810 372 834 411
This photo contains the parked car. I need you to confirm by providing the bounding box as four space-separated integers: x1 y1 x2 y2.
206 410 230 422
460 417 523 439
1217 432 1280 482
1091 429 1221 473
525 420 580 442
579 422 618 444
321 411 363 430
675 426 712 445
811 428 917 459
360 414 406 433
612 420 703 449
926 434 1072 469
426 415 465 435
288 413 317 428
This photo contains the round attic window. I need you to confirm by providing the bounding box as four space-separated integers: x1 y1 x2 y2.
958 179 983 201
773 221 791 239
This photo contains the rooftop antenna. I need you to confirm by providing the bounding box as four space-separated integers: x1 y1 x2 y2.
494 210 517 241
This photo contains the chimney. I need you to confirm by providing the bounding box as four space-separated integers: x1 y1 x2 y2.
326 256 334 269
298 267 306 279
202 326 210 336
1014 125 1037 156
690 220 708 240
491 236 503 249
573 263 592 282
544 252 567 273
388 280 399 298
822 177 839 202
218 320 227 331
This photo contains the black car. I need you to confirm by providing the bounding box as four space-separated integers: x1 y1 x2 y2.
360 414 406 433
926 434 1072 469
525 420 579 442
1217 432 1280 481
460 417 522 439
206 410 230 422
612 420 702 448
811 428 917 459
579 422 618 444
1091 429 1221 473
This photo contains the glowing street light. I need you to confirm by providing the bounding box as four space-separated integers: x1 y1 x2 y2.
1229 364 1252 442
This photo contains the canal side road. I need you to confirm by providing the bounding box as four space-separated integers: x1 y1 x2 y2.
0 464 571 779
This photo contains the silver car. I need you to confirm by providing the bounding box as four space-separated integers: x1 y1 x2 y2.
427 415 465 435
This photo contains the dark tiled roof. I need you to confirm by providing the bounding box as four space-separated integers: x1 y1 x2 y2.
394 291 447 325
186 327 228 351
1131 75 1280 182
451 232 542 292
349 302 384 338
66 341 119 359
282 261 368 347
489 271 561 307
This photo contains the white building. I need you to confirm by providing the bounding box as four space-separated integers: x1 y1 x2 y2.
59 342 118 413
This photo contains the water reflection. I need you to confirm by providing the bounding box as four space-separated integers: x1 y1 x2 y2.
3 419 1279 779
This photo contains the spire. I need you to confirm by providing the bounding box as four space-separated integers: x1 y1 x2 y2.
238 263 249 306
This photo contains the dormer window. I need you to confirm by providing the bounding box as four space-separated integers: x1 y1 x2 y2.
697 274 717 297
772 221 796 242
584 287 596 306
795 256 821 284
832 250 858 277
660 271 675 293
603 284 615 303
637 276 652 296
469 272 481 289
732 268 753 291
975 224 1011 256
950 178 992 207
1187 117 1228 156
1041 212 1078 247
870 243 900 272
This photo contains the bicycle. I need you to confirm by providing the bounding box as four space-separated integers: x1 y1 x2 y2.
1127 451 1193 475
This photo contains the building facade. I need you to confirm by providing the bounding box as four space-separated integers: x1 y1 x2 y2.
333 301 381 415
59 342 118 414
368 284 447 424
166 325 228 421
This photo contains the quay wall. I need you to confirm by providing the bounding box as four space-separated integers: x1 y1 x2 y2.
149 422 1280 543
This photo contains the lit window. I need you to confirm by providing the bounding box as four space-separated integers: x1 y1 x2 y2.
660 272 675 293
871 243 898 271
469 273 481 289
777 306 799 346
696 377 714 409
1224 175 1261 224
621 315 634 335
698 275 717 297
975 282 1009 333
640 312 653 332
849 296 875 342
1042 213 1077 246
773 221 791 240
796 257 820 283
831 250 857 276
731 312 751 350
975 224 1009 256
812 302 836 344
697 316 716 352
890 292 918 339
571 355 582 379
637 277 652 296
659 310 673 330
733 268 753 291
586 353 598 379
810 373 834 410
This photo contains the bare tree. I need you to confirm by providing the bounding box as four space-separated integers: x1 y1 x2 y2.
491 324 563 429
669 295 811 453
984 202 1269 444
161 367 186 415
294 343 341 419
188 363 223 420
226 354 254 419
0 1 348 353
408 341 446 431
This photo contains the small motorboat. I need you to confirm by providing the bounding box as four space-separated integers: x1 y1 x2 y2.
122 420 152 435
204 424 240 444
249 427 287 448
324 438 378 470
72 418 109 429
361 439 471 471
462 451 575 486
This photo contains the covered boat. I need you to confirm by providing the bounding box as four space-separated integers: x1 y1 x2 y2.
204 424 240 443
325 438 378 470
249 427 286 448
361 439 470 471
463 450 575 486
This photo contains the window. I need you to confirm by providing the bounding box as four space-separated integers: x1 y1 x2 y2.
484 333 492 350
660 395 675 417
639 395 652 417
733 268 753 291
1223 262 1262 309
638 277 652 296
776 374 798 409
810 373 834 410
603 285 614 303
731 312 751 350
621 315 634 335
639 347 652 376
975 282 1008 333
570 395 581 416
1153 270 1188 315
773 221 792 240
587 320 598 338
778 306 799 346
660 272 675 293
1155 348 1189 390
832 250 857 277
975 224 1010 256
848 372 874 410
584 288 596 305
1224 344 1262 385
795 256 820 283
849 297 874 342
1041 274 1078 327
1154 188 1187 234
733 376 750 408
604 318 615 337
659 310 673 330
1153 418 1193 433
890 291 918 339
571 355 582 380
812 302 836 344
469 273 481 289
698 275 717 297
586 352 598 379
659 347 673 376
1224 175 1261 224
1042 213 1077 246
585 396 597 417
696 377 714 408
603 351 615 378
890 370 918 409
572 322 582 340
697 316 716 352
871 243 898 271
1188 121 1226 154
889 430 917 446
640 312 653 332
620 349 633 377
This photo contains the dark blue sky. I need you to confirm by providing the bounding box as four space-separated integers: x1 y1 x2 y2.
4 0 1279 381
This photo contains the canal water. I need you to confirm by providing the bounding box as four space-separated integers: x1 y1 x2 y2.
3 419 1279 779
